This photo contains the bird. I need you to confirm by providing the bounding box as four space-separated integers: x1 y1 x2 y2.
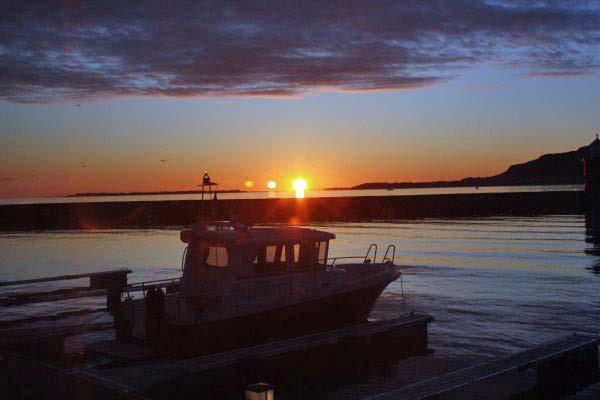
160 159 167 163
74 103 81 107
80 162 87 168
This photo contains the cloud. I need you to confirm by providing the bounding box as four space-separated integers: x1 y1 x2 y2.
1 0 600 102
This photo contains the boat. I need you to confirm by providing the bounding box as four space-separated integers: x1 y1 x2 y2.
114 173 401 355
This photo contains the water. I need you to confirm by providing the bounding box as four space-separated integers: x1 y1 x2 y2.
1 214 598 360
0 184 582 205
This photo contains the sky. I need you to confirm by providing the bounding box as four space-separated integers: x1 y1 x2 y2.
1 0 600 198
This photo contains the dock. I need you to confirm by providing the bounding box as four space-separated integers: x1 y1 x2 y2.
0 323 114 348
0 269 131 308
83 313 433 392
0 269 131 287
0 322 114 363
363 333 600 400
3 328 599 399
1 313 433 399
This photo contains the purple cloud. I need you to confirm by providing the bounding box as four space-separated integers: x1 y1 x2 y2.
1 0 600 102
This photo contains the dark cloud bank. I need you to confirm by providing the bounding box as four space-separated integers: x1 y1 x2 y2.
1 0 600 102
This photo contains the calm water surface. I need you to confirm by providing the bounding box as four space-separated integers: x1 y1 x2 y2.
1 215 599 359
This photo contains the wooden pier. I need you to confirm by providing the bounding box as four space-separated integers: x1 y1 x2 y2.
0 322 113 363
363 333 600 400
84 313 433 391
2 318 599 399
1 313 433 399
0 269 131 307
0 269 129 360
0 348 150 400
0 269 131 287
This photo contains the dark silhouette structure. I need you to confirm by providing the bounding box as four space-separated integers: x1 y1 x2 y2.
0 191 584 231
584 135 600 193
584 212 600 275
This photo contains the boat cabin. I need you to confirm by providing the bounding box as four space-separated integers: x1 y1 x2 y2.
179 222 335 298
181 222 335 273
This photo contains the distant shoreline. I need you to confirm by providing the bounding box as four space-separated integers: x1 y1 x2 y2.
66 189 246 197
67 181 576 197
325 181 575 191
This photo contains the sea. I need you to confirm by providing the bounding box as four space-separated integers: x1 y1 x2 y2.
1 185 598 398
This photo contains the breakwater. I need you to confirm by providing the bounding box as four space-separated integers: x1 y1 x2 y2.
0 191 586 231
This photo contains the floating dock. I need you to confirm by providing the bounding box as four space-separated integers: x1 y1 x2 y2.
3 329 599 399
363 333 600 400
1 313 433 399
83 313 433 390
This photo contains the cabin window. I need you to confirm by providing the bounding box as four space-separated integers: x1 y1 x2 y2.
205 246 228 268
316 241 328 264
266 245 278 263
254 244 286 272
280 245 286 263
293 241 315 268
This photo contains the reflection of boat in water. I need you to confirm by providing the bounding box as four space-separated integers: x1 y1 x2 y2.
117 174 401 355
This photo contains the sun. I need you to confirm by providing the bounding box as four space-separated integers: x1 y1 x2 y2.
267 181 277 190
292 178 307 198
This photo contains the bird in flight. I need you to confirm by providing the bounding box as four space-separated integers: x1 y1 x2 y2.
160 159 167 163
74 103 81 107
80 162 87 168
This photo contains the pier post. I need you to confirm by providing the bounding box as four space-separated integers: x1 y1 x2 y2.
583 134 600 209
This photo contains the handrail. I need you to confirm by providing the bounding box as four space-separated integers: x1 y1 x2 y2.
382 245 396 264
329 243 397 267
364 244 377 263
122 278 181 298
328 256 367 267
125 277 181 289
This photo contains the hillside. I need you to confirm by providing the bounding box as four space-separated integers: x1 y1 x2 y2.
351 139 596 190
